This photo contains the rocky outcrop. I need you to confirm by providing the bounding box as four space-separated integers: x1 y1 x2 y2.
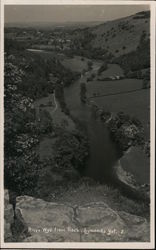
4 190 14 242
12 195 150 242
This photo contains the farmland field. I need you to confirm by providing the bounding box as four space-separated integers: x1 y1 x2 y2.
61 56 88 72
87 80 149 138
87 78 143 96
99 63 124 77
62 55 102 73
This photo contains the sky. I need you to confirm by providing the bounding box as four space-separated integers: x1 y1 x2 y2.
5 5 150 24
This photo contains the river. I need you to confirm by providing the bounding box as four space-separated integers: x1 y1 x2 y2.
28 49 150 201
64 75 121 183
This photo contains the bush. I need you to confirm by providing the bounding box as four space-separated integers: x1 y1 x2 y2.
99 109 145 152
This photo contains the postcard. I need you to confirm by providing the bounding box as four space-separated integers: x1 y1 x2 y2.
0 0 155 249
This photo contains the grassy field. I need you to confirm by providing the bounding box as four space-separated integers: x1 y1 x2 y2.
62 55 102 73
61 56 88 72
99 64 124 78
87 78 143 96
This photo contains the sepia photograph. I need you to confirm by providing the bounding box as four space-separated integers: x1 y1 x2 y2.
0 0 155 248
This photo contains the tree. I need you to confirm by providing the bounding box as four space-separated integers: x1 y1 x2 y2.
4 55 41 194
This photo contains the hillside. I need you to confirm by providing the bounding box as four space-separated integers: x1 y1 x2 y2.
90 11 150 56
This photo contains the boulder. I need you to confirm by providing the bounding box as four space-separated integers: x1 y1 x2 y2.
16 196 80 242
76 202 149 242
15 195 150 242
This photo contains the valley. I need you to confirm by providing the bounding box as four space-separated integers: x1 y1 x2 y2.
4 9 151 243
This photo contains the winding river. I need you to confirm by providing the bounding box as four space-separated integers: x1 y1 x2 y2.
64 75 121 183
28 49 150 201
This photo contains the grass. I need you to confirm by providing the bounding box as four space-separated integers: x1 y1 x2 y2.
91 11 150 56
87 78 143 96
56 178 149 219
52 103 76 131
99 64 124 78
34 93 76 132
61 56 88 72
61 55 102 73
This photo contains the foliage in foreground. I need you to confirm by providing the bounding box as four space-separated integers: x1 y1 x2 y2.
4 55 42 194
4 53 89 195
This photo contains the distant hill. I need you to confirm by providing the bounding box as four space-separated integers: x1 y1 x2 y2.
5 21 103 30
89 11 150 56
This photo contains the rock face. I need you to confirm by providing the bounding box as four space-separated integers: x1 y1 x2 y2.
4 190 14 242
14 195 150 242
